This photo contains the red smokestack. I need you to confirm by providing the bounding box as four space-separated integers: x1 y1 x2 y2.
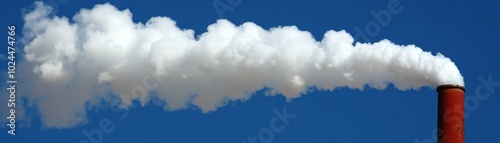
436 85 465 143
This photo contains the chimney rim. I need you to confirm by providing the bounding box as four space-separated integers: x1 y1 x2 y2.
436 84 465 92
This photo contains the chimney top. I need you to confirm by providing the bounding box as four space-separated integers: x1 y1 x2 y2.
437 84 465 92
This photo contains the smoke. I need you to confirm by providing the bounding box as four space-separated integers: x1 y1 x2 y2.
8 2 463 128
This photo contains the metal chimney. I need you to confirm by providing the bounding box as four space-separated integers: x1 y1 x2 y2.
436 84 465 143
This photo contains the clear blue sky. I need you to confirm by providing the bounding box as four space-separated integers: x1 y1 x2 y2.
1 0 499 142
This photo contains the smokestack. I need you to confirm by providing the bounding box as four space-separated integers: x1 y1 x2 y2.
436 85 465 143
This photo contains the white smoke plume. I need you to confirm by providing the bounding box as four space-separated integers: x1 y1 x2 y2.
8 2 464 128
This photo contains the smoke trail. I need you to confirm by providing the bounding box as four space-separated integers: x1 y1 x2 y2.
8 2 463 128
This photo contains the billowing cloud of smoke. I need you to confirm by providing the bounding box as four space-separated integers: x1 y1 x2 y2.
10 2 464 128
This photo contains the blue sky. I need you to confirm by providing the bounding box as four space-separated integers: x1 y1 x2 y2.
1 0 500 142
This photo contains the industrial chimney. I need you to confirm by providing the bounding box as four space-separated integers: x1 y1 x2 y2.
436 85 465 143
